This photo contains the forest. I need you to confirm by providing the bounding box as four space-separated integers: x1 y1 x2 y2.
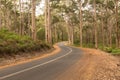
0 0 120 56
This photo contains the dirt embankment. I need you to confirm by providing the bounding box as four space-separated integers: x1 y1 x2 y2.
56 48 120 80
0 44 60 69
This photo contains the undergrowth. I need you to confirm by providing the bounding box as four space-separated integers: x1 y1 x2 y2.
0 29 51 57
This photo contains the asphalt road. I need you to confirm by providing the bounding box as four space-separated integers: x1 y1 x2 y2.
0 42 83 80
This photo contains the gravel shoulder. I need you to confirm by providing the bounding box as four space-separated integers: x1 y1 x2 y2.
56 48 120 80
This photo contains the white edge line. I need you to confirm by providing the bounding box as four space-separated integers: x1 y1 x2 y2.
0 46 72 80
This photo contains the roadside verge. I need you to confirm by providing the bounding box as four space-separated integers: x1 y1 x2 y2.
56 47 120 80
0 44 61 69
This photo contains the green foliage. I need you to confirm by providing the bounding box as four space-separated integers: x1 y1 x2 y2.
0 29 51 57
104 47 112 53
112 49 120 54
102 47 120 55
37 28 45 40
73 41 120 55
89 0 105 4
107 1 115 10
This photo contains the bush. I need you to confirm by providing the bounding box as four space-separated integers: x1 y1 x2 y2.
112 49 120 55
0 29 51 56
104 47 112 53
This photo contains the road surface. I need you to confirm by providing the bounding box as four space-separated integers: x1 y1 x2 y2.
0 42 83 80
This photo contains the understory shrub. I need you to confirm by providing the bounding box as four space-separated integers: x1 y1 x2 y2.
0 29 52 56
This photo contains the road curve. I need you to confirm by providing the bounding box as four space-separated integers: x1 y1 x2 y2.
0 42 83 80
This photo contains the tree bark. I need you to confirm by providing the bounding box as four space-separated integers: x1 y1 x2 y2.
79 0 83 47
19 0 22 35
0 0 2 29
45 0 52 44
21 0 24 35
45 0 48 43
93 0 98 49
31 0 36 41
28 0 31 36
115 0 119 48
48 0 52 44
13 0 18 33
66 22 71 44
101 18 105 48
54 25 57 42
70 25 74 45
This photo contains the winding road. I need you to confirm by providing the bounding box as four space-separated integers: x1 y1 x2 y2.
0 42 83 80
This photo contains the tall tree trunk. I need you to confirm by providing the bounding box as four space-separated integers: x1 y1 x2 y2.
31 0 36 41
115 0 119 48
13 0 17 33
100 5 105 48
27 0 31 36
45 0 52 44
0 16 1 29
66 22 71 44
5 7 11 30
93 0 98 49
67 23 74 45
45 0 48 43
19 0 22 35
0 0 2 29
54 25 57 42
79 0 82 47
101 18 105 48
109 25 112 47
21 0 24 35
48 0 52 44
70 25 74 45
